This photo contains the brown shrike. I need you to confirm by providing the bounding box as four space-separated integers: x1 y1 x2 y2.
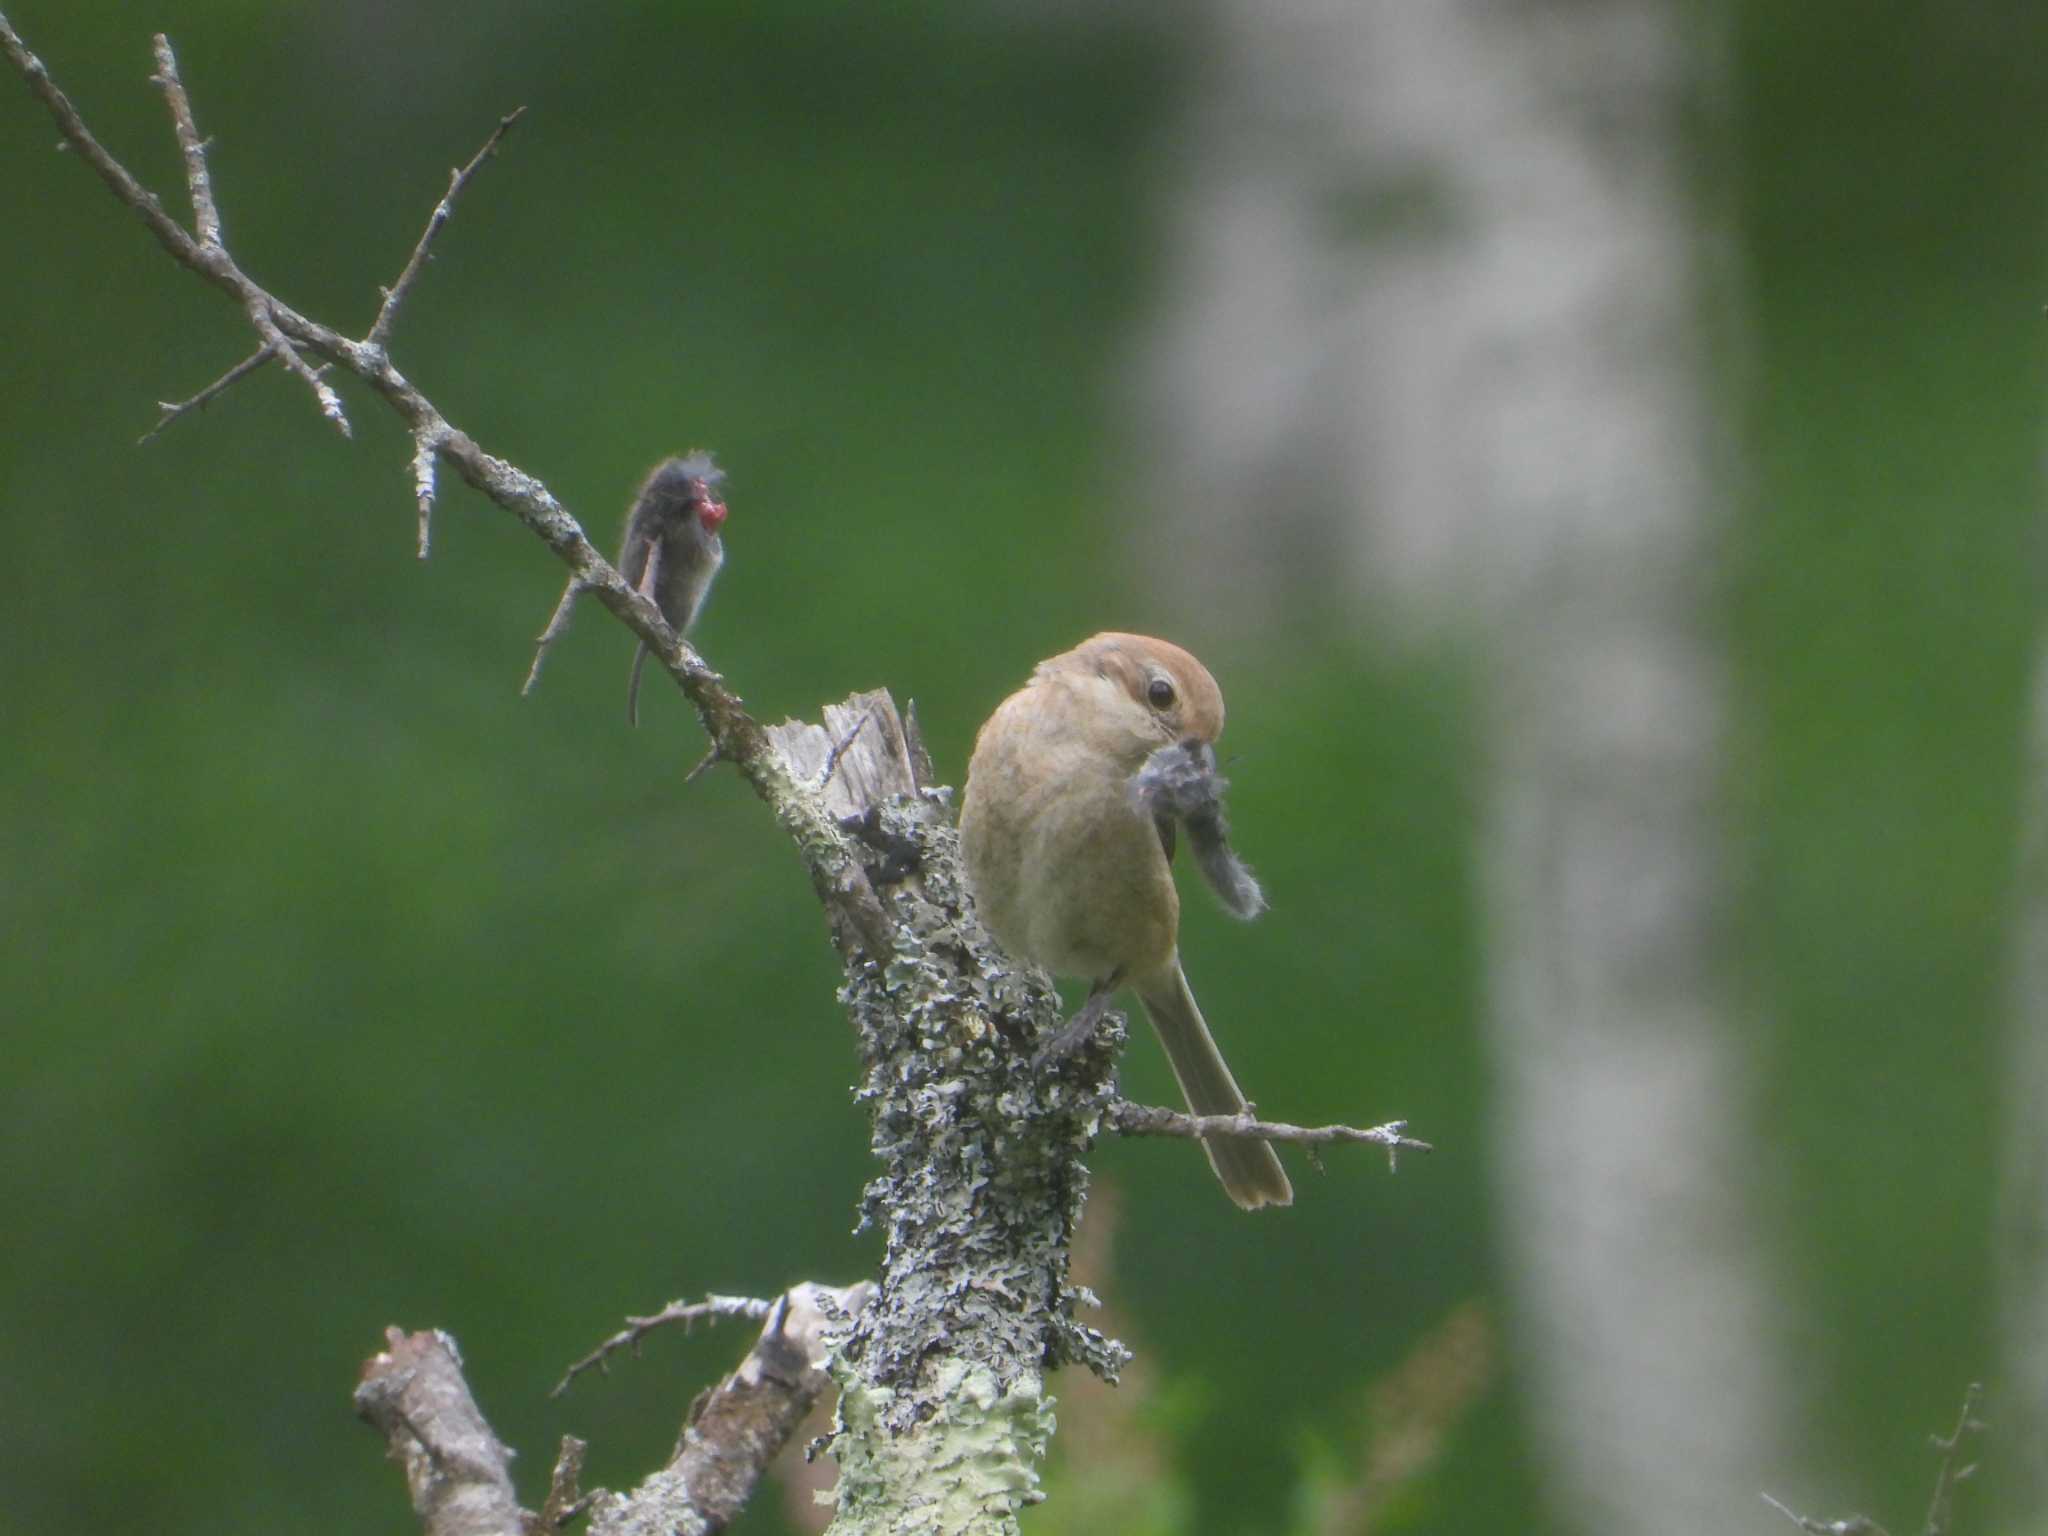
619 453 728 726
959 633 1293 1210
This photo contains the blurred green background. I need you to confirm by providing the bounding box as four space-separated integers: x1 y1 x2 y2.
3 3 2043 1533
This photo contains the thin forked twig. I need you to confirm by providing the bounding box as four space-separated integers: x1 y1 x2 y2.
368 107 526 350
1920 1382 1985 1536
1760 1491 1889 1536
145 34 349 437
139 342 276 444
241 287 350 435
1107 1101 1432 1170
2 18 201 265
4 16 785 775
552 1292 773 1398
1760 1382 1986 1536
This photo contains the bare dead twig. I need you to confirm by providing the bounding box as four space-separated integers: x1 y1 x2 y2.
413 425 449 558
1 18 333 438
145 30 349 435
3 18 203 267
355 1328 525 1536
3 14 872 882
554 1293 774 1399
583 1282 873 1536
538 1437 592 1531
1761 1492 1890 1536
1921 1383 1985 1536
152 32 341 430
355 1288 868 1536
1761 1383 1986 1536
1106 1100 1432 1170
138 342 276 443
244 287 351 434
370 107 526 350
148 33 220 245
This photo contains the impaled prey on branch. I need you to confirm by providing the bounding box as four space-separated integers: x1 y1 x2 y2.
620 453 728 725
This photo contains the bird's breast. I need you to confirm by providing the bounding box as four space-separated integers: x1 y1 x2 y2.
961 691 1178 984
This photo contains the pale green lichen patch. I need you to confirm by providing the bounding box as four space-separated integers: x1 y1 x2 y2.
829 1359 1055 1535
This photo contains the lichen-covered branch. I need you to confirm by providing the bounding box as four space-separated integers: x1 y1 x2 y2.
766 693 1128 1529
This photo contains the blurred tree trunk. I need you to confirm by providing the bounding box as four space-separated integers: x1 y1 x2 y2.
1132 2 1787 1528
1998 653 2048 1511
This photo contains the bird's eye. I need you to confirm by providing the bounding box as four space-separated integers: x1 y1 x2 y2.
1147 677 1176 709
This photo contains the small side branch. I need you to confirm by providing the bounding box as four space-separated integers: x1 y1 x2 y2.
554 1292 775 1399
138 342 275 443
1761 1382 1985 1536
585 1282 873 1536
148 33 219 244
539 1437 592 1532
0 18 204 268
146 31 349 438
355 1328 525 1536
1760 1493 1889 1536
1920 1383 1985 1536
1107 1100 1432 1171
536 1441 593 1536
359 1289 868 1536
370 107 526 349
413 424 447 558
242 287 351 434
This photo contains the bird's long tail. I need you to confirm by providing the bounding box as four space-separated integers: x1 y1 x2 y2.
1136 961 1293 1210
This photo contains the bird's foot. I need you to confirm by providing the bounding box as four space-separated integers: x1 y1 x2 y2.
1031 978 1120 1071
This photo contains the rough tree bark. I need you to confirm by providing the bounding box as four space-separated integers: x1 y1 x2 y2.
2 17 1418 1532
